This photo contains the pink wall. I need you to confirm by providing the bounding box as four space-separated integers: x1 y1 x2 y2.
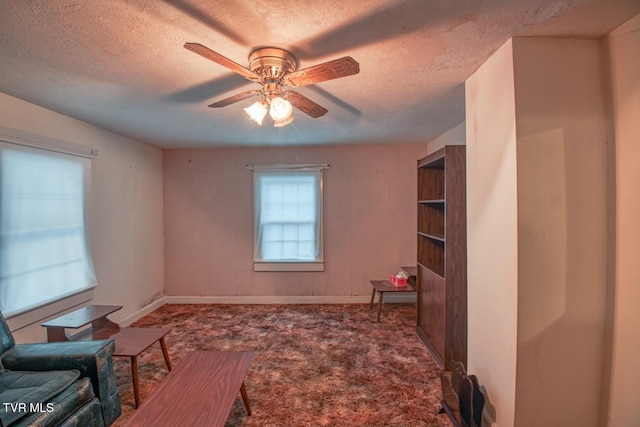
467 34 614 426
0 91 165 341
606 13 640 426
163 143 428 299
466 38 519 426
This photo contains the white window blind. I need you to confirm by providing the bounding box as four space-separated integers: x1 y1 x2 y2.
0 138 96 317
251 164 327 272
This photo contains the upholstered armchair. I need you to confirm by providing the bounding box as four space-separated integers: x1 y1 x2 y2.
0 311 121 426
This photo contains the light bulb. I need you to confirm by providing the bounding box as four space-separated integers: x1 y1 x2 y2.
269 97 293 122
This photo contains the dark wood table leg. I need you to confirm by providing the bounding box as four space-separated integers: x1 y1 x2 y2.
377 291 384 322
46 327 69 342
159 337 172 371
92 316 120 331
370 287 376 309
240 381 251 415
131 356 140 408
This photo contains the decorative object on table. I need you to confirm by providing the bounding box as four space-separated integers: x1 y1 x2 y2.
389 270 409 287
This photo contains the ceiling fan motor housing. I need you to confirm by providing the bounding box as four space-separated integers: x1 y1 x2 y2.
248 48 297 82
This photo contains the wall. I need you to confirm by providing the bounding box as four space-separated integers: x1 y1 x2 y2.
465 39 519 426
605 13 640 427
426 122 466 153
163 144 428 300
512 37 609 426
467 34 614 426
0 92 165 341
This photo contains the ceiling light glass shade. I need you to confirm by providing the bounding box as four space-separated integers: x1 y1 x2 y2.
273 115 294 128
244 101 268 125
269 97 293 122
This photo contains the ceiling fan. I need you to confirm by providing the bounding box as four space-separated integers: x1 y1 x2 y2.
184 43 360 127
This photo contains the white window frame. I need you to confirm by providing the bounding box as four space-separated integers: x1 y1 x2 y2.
0 126 97 330
250 163 328 272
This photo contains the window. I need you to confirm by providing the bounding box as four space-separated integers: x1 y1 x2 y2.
0 132 96 317
251 164 327 271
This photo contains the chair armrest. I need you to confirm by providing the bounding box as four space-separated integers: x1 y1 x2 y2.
1 339 113 370
0 340 121 425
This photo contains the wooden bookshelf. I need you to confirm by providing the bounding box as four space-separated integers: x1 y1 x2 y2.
416 145 467 370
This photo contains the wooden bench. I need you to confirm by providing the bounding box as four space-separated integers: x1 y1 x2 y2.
124 351 254 427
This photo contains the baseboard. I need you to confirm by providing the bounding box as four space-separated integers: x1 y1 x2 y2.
6 289 94 332
119 294 415 325
119 296 168 327
164 295 372 304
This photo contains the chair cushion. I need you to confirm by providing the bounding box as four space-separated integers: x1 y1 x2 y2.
10 377 101 427
0 369 79 426
1 339 122 426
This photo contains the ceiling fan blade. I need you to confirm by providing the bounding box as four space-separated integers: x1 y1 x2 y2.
184 43 261 83
208 89 262 108
283 91 328 118
283 57 359 87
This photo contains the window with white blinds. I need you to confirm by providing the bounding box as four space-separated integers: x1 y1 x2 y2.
252 164 327 272
0 136 96 317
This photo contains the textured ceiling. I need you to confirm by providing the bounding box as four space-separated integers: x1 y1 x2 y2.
0 0 638 148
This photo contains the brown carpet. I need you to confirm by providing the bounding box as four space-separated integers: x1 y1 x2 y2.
112 303 451 426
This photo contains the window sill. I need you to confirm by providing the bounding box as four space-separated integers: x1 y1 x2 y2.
4 287 95 333
254 262 324 272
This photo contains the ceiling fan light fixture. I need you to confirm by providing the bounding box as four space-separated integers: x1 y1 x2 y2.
269 97 293 122
184 43 359 126
273 115 294 128
244 101 268 125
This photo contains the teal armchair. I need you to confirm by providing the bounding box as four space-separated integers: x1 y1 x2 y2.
0 311 121 426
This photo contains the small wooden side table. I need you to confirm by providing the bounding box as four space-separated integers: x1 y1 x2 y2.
369 280 416 322
41 304 123 342
42 304 172 408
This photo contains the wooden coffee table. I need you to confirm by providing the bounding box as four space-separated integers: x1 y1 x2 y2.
124 351 254 427
42 305 172 408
